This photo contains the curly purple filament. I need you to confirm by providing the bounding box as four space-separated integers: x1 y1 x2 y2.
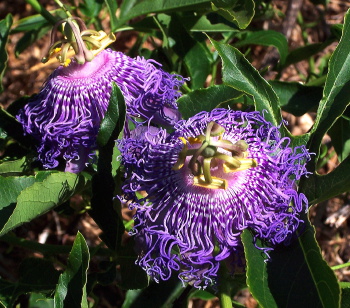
17 49 185 171
118 108 311 288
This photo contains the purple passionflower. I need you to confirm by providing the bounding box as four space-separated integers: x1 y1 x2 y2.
17 49 185 172
118 108 311 288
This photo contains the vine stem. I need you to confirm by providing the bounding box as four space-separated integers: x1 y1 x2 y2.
218 263 233 308
54 0 72 17
25 0 58 25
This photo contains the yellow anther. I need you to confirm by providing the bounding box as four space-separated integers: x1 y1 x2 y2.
91 32 116 57
223 158 257 173
179 137 187 145
54 47 62 53
193 175 228 190
172 137 189 170
63 58 71 67
188 136 203 144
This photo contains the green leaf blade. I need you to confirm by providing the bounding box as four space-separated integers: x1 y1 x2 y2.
178 84 243 119
54 232 90 308
234 30 288 65
0 172 90 236
210 38 281 127
211 0 255 29
308 8 350 166
242 216 340 308
97 83 126 147
0 14 13 93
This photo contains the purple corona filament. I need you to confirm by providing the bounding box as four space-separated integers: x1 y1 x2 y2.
17 49 186 172
118 108 311 288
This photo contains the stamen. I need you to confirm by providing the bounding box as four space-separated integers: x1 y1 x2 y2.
41 17 116 66
223 158 257 173
172 137 188 170
172 121 258 190
193 175 228 190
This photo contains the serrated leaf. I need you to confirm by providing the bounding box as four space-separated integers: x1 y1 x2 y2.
0 172 90 236
178 84 243 119
0 14 13 94
209 38 281 127
242 215 340 308
54 232 89 308
234 30 288 65
307 9 350 168
211 0 255 29
270 80 322 116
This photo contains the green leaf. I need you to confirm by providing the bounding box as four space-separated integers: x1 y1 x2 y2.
54 232 90 308
15 24 51 56
270 80 322 116
0 172 90 236
234 30 288 65
115 0 240 29
0 157 29 176
178 84 243 119
182 15 239 32
104 0 118 32
28 293 54 308
211 0 255 29
301 156 350 205
91 83 126 251
122 275 183 308
328 115 350 163
307 9 350 167
79 0 103 18
284 40 335 67
97 83 126 147
11 14 49 33
209 38 281 127
0 175 37 229
169 15 211 89
0 14 13 94
242 215 340 308
0 258 60 307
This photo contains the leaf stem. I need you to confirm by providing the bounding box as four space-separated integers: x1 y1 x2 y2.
331 262 350 270
218 263 233 308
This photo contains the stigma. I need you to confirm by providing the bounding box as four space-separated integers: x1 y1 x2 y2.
172 121 257 190
42 17 116 66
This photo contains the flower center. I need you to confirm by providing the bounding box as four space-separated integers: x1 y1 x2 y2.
42 17 116 67
172 121 257 190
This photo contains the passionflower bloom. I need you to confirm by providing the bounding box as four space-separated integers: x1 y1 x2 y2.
119 108 311 288
17 48 186 172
